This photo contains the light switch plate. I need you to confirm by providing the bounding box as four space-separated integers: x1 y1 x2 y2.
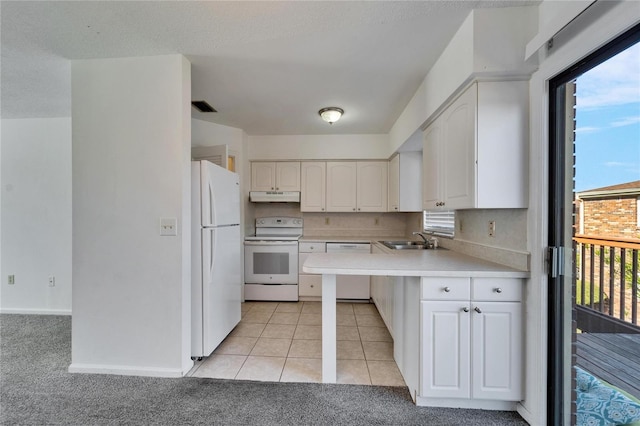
160 217 178 236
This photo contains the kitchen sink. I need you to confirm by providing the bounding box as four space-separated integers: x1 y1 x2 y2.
379 240 428 250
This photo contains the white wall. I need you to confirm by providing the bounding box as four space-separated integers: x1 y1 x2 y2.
248 134 389 160
69 54 192 377
1 118 72 314
389 6 537 154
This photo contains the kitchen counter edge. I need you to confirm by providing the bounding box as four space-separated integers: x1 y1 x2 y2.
302 247 530 278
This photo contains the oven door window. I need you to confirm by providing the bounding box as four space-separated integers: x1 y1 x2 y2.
254 252 289 275
244 242 298 284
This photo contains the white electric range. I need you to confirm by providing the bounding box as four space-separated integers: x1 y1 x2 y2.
244 217 303 301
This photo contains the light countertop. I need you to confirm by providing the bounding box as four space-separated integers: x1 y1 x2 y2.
300 235 398 243
302 247 529 278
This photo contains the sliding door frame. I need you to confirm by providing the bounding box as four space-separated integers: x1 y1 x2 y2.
546 22 640 426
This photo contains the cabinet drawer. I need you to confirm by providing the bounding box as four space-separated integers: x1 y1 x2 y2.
472 278 522 302
299 274 322 297
299 242 326 253
421 277 470 300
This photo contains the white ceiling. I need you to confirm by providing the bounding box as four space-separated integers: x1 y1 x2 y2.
1 1 538 135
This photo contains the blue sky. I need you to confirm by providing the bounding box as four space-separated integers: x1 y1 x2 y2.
574 42 640 192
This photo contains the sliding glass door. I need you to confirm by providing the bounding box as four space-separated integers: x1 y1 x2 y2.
548 24 640 424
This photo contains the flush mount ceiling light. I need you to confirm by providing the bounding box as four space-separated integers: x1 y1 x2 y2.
318 107 344 124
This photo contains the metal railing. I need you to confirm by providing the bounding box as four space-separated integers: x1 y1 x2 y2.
574 234 639 328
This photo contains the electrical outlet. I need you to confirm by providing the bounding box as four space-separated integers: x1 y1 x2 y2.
160 217 178 236
325 217 330 225
8 275 15 285
48 276 55 287
374 217 380 226
488 221 496 237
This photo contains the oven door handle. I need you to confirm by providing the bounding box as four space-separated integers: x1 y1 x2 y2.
244 241 298 246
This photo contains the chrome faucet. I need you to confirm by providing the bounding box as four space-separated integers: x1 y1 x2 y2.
412 232 428 244
413 232 438 249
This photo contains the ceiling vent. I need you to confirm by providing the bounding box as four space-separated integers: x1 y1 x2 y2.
191 101 217 113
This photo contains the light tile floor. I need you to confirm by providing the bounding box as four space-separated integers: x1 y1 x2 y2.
188 301 407 387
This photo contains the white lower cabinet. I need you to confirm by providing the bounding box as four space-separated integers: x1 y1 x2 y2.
421 300 471 399
298 242 326 298
417 277 523 406
299 241 370 300
470 301 522 401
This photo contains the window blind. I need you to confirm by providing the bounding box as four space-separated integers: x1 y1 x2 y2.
423 210 455 238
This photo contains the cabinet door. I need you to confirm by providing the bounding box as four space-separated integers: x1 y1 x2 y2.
326 162 357 212
421 301 471 399
471 301 523 401
301 162 326 212
357 161 388 212
422 121 442 210
251 162 276 191
442 85 477 210
275 162 300 191
388 155 399 211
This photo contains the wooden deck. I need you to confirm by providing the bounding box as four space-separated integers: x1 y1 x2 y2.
576 333 640 399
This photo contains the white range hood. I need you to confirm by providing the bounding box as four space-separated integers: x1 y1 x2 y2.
249 191 301 203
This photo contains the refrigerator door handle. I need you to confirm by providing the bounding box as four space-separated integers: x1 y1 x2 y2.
210 230 215 276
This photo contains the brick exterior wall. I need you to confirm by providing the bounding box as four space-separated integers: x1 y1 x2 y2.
580 196 639 238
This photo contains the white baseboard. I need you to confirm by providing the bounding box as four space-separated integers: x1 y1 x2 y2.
68 363 188 378
415 396 517 411
0 308 72 315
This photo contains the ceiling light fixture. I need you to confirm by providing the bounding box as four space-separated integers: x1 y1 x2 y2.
318 107 344 124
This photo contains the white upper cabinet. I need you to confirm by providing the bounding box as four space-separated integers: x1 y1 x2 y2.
326 162 357 212
324 161 388 212
251 162 276 192
251 162 300 191
388 155 400 211
422 81 528 210
357 161 388 212
300 162 326 212
389 152 422 212
422 122 442 210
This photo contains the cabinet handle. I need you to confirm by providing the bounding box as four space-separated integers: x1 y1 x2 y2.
271 187 274 190
353 208 356 211
276 187 279 190
310 284 314 288
394 207 398 210
444 287 451 293
462 307 469 313
321 208 324 211
474 306 482 314
495 288 503 293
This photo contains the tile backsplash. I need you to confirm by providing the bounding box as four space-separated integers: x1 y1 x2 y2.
250 204 530 271
251 204 410 238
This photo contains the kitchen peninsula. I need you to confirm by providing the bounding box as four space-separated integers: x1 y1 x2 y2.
303 244 529 410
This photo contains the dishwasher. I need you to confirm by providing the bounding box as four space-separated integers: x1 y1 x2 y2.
326 243 371 300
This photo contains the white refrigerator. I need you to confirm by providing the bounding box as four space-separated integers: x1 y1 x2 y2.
191 160 241 358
